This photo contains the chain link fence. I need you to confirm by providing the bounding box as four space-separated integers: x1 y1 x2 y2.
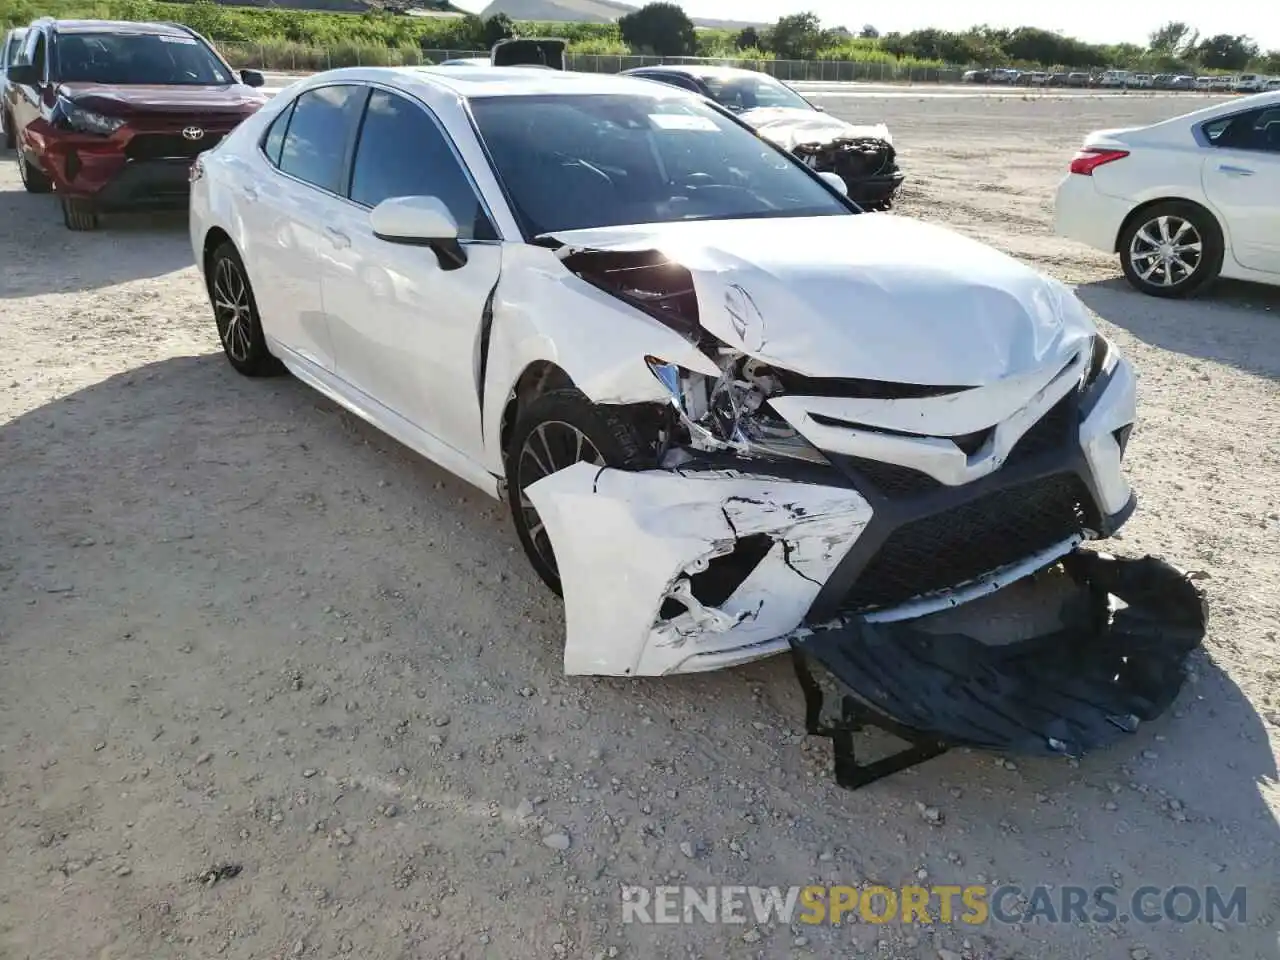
216 42 971 84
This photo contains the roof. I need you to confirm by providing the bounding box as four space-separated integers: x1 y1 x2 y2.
41 19 194 37
627 64 787 83
402 65 690 99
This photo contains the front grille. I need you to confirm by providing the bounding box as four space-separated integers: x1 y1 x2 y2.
842 473 1091 612
125 132 224 162
837 456 942 497
1006 394 1076 463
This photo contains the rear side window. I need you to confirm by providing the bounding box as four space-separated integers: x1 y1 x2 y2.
1203 108 1280 153
278 84 365 193
261 102 294 167
348 88 493 240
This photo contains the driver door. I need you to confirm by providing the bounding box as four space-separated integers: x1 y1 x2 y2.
322 86 502 465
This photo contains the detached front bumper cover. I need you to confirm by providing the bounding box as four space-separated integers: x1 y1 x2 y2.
792 550 1207 788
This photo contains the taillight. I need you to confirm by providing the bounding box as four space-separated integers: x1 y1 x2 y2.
1069 148 1129 175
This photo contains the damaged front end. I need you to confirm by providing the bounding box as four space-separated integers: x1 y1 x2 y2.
739 107 904 209
524 220 1203 785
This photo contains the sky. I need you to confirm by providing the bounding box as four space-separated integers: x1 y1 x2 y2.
462 1 1280 50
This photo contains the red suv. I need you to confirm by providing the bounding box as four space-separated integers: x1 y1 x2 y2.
3 18 268 230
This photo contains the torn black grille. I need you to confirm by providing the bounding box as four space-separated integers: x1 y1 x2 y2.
835 456 942 497
125 132 223 162
1005 395 1077 463
842 473 1092 613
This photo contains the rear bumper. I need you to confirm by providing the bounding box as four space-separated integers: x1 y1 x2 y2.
1054 174 1134 254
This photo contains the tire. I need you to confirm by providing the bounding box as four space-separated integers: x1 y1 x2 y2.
505 387 652 595
17 149 52 194
61 197 99 231
1118 200 1223 299
206 242 284 377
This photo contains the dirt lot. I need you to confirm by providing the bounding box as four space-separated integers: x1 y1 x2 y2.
1 94 1278 960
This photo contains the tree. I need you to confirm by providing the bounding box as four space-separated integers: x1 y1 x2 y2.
860 25 880 39
481 13 515 49
618 2 697 57
767 12 824 60
1148 21 1196 55
1194 34 1259 70
1262 49 1280 73
735 26 760 50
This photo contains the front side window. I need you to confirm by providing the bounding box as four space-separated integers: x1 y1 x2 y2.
697 73 813 111
1204 108 1280 153
348 88 491 240
470 93 850 237
277 84 365 194
53 32 231 85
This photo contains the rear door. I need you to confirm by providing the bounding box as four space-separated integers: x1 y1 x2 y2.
1201 106 1280 275
321 85 502 464
243 83 365 372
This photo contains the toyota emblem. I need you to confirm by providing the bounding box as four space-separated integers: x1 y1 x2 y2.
182 126 205 141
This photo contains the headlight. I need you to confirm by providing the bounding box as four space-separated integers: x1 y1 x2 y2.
1082 334 1116 389
646 355 829 465
55 97 125 136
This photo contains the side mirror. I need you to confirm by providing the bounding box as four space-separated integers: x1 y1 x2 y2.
7 64 38 85
370 195 467 271
818 171 848 196
812 104 826 112
240 69 265 88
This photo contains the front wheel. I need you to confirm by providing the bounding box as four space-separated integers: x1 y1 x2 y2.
62 197 99 231
1118 201 1223 299
505 388 653 595
17 150 52 194
206 242 284 377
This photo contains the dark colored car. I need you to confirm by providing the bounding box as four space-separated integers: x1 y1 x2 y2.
4 18 267 230
623 64 903 209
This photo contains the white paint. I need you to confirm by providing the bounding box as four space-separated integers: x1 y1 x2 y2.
1054 89 1280 286
525 462 872 676
738 105 892 147
545 214 1100 385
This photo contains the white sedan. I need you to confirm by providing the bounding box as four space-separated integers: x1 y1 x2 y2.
190 67 1138 678
1055 90 1280 297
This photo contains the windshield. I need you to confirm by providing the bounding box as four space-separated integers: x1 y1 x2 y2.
697 73 812 111
470 93 851 237
55 32 233 85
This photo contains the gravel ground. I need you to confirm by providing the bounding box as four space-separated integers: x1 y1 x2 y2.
1 94 1278 960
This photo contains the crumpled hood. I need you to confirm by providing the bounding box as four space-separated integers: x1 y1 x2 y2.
58 82 267 116
739 106 893 148
550 214 1096 384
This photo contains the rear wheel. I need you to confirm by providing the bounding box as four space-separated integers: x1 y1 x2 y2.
61 197 99 231
1118 201 1223 299
17 150 52 194
207 242 284 377
505 388 652 595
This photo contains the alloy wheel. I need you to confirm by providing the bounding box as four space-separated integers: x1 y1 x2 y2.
516 420 605 576
1127 214 1203 289
212 256 253 363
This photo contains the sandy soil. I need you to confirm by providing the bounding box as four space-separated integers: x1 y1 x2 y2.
1 95 1278 960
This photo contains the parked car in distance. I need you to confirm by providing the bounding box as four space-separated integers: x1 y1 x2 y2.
1067 72 1091 87
1210 76 1234 91
1234 74 1266 93
1152 74 1173 89
1266 79 1280 92
1195 76 1215 91
1170 75 1196 90
1055 90 1280 297
961 69 990 83
189 65 1140 678
0 26 26 147
1132 74 1153 89
5 18 267 230
623 63 903 209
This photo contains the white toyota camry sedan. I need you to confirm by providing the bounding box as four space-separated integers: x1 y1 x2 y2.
190 67 1138 677
1055 90 1280 298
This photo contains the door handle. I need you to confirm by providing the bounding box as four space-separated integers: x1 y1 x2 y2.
1218 164 1254 176
324 225 351 249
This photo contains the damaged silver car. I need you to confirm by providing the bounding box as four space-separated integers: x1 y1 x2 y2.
624 64 903 209
193 67 1203 782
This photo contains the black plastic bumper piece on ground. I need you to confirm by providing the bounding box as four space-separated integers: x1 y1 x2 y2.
790 550 1208 789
